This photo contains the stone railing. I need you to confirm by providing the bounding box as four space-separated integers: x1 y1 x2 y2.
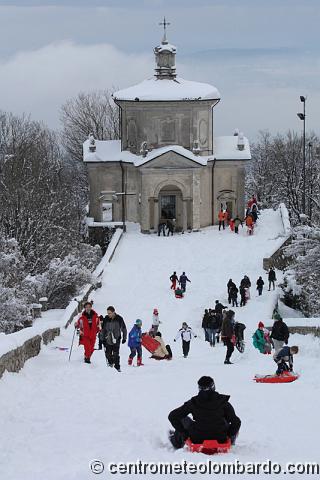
0 228 123 380
0 328 60 378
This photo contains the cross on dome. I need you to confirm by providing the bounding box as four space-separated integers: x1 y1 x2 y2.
159 16 170 44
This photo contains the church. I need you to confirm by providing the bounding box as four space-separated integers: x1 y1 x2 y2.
84 26 251 233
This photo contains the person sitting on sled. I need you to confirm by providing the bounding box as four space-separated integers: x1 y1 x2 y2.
168 376 241 449
274 345 299 375
150 332 172 360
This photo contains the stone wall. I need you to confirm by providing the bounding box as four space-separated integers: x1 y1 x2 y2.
0 328 60 379
263 235 292 271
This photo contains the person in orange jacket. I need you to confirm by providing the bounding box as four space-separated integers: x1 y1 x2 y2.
218 209 225 231
75 302 100 363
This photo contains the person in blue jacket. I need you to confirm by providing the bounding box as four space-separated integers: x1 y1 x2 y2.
128 319 143 366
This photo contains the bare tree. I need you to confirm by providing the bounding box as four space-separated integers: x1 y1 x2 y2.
60 89 120 163
247 130 320 224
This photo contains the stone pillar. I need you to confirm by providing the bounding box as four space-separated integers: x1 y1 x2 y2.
154 198 159 232
182 199 188 232
192 171 201 230
140 197 150 233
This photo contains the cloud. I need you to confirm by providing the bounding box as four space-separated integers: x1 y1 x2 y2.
0 41 152 127
0 39 319 139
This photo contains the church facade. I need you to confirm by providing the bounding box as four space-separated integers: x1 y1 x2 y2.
84 32 251 233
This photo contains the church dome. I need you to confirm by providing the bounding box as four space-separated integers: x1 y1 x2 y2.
113 76 221 102
113 21 220 102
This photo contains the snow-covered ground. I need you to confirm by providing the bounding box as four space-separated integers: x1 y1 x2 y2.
1 209 319 480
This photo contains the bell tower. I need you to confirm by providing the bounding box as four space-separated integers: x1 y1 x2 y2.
154 17 176 79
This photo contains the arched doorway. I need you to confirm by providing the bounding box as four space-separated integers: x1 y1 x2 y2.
159 185 183 231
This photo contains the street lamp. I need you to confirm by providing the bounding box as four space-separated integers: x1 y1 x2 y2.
297 95 306 214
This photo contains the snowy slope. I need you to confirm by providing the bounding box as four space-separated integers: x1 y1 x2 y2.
1 209 319 480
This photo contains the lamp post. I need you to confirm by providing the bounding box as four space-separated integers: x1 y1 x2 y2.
297 95 306 214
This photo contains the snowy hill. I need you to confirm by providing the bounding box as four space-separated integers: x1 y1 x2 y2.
0 209 319 480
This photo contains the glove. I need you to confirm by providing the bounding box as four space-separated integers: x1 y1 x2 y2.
284 340 288 345
122 338 126 344
174 339 176 342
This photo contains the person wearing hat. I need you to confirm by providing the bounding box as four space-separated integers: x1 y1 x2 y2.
151 308 161 334
252 322 267 354
74 301 100 364
128 319 143 366
168 376 241 449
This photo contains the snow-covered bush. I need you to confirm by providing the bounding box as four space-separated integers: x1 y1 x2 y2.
282 226 320 316
0 238 32 333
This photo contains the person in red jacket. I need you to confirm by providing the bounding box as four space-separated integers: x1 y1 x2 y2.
75 302 100 363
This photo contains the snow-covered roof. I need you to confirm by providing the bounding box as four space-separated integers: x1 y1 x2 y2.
83 140 210 166
214 136 251 160
113 76 221 102
155 42 176 53
83 135 250 165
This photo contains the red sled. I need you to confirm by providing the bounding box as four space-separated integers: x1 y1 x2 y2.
185 438 231 455
141 334 160 354
254 371 299 384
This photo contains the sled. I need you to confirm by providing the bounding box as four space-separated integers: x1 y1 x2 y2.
185 438 231 455
175 289 184 298
253 371 299 384
141 334 160 354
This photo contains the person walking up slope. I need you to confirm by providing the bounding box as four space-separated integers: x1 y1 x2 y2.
174 322 197 358
101 306 127 372
179 272 191 293
128 319 143 366
221 311 235 364
270 314 289 353
75 301 100 364
256 276 265 296
268 268 277 291
170 271 179 291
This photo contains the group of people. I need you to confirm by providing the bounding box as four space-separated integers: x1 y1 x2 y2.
217 195 259 236
227 268 277 307
170 271 191 298
201 301 226 347
158 218 175 236
252 313 299 375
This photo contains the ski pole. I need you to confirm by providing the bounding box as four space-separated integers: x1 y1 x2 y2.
68 327 77 362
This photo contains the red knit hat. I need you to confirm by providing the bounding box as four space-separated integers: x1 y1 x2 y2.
258 321 264 329
153 308 158 314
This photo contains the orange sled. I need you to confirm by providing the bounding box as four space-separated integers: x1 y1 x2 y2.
185 438 231 455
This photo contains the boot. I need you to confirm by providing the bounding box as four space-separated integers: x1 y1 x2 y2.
137 357 144 366
128 357 133 366
84 357 91 364
224 359 233 364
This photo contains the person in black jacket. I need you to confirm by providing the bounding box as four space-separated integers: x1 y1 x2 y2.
230 285 238 308
207 311 219 347
221 310 235 364
256 276 265 296
168 376 241 449
268 268 277 290
102 306 127 372
270 315 289 353
227 279 236 304
202 309 210 342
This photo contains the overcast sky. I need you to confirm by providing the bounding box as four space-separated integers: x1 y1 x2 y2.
0 0 319 139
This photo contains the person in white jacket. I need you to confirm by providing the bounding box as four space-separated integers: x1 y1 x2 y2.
174 322 197 358
151 308 161 333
